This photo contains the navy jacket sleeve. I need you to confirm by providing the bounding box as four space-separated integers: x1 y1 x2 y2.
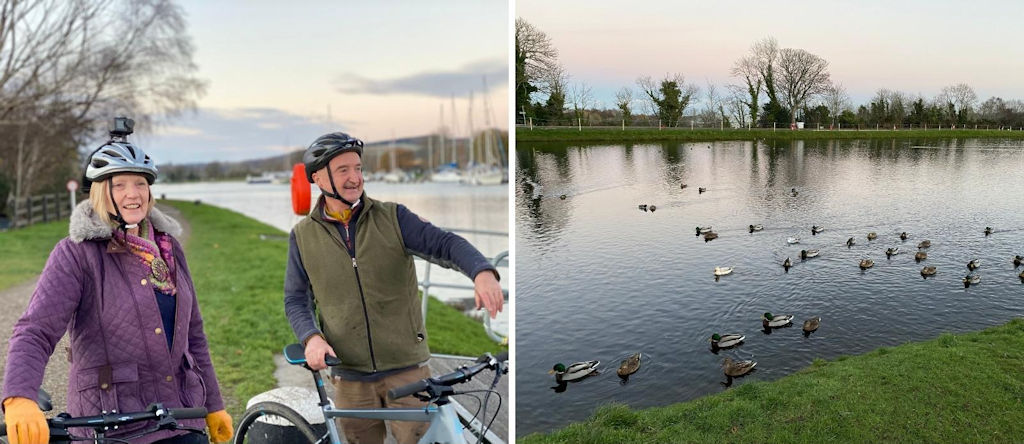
284 230 322 344
396 204 499 281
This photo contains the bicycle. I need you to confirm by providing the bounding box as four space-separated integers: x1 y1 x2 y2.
232 343 508 444
0 389 208 443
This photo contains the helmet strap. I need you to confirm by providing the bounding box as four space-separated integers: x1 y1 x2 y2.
106 178 137 230
320 169 359 208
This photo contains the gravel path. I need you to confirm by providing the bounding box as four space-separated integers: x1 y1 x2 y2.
0 203 223 420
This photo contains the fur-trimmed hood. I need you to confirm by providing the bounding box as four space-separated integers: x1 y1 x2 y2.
69 200 182 243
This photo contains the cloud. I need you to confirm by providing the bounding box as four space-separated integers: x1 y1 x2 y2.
335 58 507 97
137 107 356 164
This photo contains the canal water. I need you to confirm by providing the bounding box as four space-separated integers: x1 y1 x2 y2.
514 138 1024 437
152 180 509 334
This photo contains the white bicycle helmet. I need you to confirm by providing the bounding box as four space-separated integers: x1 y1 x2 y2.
82 141 158 192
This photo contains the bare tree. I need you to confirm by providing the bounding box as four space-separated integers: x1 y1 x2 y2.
822 82 850 126
515 17 559 114
0 0 205 199
615 86 633 125
567 80 593 125
726 84 749 128
938 83 978 123
774 48 830 125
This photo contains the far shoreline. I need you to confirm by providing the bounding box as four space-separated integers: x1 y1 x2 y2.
516 127 1024 144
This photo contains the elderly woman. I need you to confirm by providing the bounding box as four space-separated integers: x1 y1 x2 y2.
2 122 232 444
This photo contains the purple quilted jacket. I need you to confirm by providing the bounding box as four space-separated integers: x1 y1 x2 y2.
2 202 224 443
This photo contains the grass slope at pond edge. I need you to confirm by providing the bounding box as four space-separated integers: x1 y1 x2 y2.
521 319 1024 444
0 220 69 290
164 200 506 417
516 127 1024 144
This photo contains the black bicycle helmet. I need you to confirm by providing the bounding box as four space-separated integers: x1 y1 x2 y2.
302 132 363 182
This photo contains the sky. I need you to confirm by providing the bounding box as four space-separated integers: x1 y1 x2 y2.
137 1 509 164
516 0 1024 114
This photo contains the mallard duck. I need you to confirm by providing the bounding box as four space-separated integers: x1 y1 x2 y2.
722 357 756 377
900 232 909 241
791 188 799 197
811 225 825 235
847 237 855 247
801 249 819 260
762 312 794 328
787 237 801 244
783 258 792 271
696 226 713 235
921 266 937 276
915 251 927 262
886 247 900 258
749 224 764 233
704 231 719 242
802 316 821 333
681 183 688 189
649 205 657 212
1013 255 1023 267
698 187 707 194
867 232 877 240
918 240 931 249
859 259 874 269
638 204 647 212
1019 269 1024 280
962 274 981 288
713 266 733 276
549 361 600 382
559 194 567 200
984 227 992 236
710 333 745 349
617 353 641 377
967 259 981 271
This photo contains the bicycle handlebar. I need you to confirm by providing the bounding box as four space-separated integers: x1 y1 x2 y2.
387 351 508 400
0 403 207 438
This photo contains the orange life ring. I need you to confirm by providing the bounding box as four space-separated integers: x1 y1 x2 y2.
291 163 311 215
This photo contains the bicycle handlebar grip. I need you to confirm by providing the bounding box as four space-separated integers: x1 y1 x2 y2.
325 354 342 366
387 379 431 400
169 407 209 420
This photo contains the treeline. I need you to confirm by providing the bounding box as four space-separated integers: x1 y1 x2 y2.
515 18 1024 130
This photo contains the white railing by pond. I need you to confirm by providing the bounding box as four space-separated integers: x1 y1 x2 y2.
419 227 508 344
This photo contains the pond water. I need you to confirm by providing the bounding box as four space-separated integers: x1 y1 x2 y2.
514 138 1024 437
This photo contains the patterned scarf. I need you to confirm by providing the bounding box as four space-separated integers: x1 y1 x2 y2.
115 219 177 295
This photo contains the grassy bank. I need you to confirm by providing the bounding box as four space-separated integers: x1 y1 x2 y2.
163 200 505 417
0 221 69 291
516 127 1024 144
521 319 1024 444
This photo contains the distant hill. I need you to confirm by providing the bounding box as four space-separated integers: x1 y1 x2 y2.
158 129 507 183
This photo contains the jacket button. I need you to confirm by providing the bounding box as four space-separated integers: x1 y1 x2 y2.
155 328 162 335
141 279 148 286
166 375 173 382
100 383 109 390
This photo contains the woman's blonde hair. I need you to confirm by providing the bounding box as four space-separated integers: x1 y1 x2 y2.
88 175 155 227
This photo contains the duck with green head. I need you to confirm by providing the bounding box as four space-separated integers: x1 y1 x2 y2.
549 361 600 383
762 312 794 328
710 333 745 350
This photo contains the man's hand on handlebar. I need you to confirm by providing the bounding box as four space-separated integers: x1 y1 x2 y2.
303 334 337 371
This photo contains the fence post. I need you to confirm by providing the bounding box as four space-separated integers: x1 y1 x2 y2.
622 119 625 131
578 118 581 131
773 122 776 132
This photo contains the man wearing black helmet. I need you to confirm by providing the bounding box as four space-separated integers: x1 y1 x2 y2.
284 132 503 444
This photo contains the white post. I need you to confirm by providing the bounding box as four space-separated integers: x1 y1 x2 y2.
838 122 841 130
529 117 533 130
659 120 662 130
690 120 694 130
622 119 625 131
773 122 776 132
69 190 76 214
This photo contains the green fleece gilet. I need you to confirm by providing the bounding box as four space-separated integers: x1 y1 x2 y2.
293 196 429 373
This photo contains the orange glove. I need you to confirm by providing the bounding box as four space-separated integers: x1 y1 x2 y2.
3 397 49 444
205 409 233 443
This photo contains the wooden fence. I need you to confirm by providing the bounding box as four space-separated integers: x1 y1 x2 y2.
3 193 74 230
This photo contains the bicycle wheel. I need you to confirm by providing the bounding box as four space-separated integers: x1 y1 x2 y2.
233 401 323 444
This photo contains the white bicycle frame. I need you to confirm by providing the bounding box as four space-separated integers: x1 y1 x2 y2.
319 403 467 444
